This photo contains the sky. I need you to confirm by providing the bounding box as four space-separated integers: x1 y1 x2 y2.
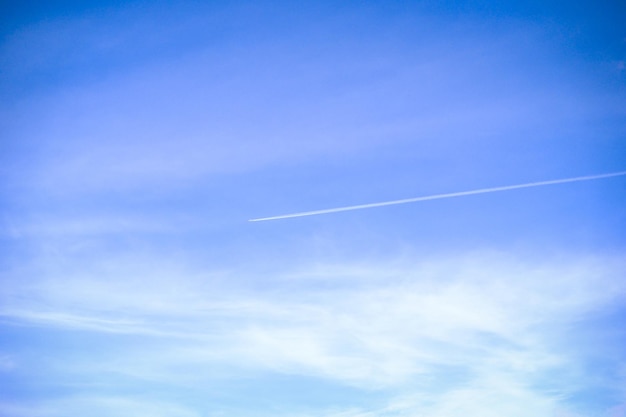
1 1 626 416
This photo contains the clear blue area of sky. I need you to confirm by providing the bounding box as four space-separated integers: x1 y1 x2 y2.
1 1 625 416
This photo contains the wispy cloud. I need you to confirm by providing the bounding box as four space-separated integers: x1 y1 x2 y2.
0 396 201 417
2 250 624 415
3 3 613 199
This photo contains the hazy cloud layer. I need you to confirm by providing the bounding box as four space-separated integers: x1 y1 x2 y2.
2 250 625 415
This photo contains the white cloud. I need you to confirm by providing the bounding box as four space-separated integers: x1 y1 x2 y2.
2 249 624 417
0 397 201 417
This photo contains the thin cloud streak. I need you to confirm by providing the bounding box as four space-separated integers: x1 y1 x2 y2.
249 171 626 221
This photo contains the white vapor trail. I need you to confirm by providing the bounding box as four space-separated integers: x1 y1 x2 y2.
249 171 626 222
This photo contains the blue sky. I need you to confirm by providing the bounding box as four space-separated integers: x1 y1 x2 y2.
1 1 625 416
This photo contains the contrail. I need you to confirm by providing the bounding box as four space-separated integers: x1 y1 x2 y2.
249 170 626 222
